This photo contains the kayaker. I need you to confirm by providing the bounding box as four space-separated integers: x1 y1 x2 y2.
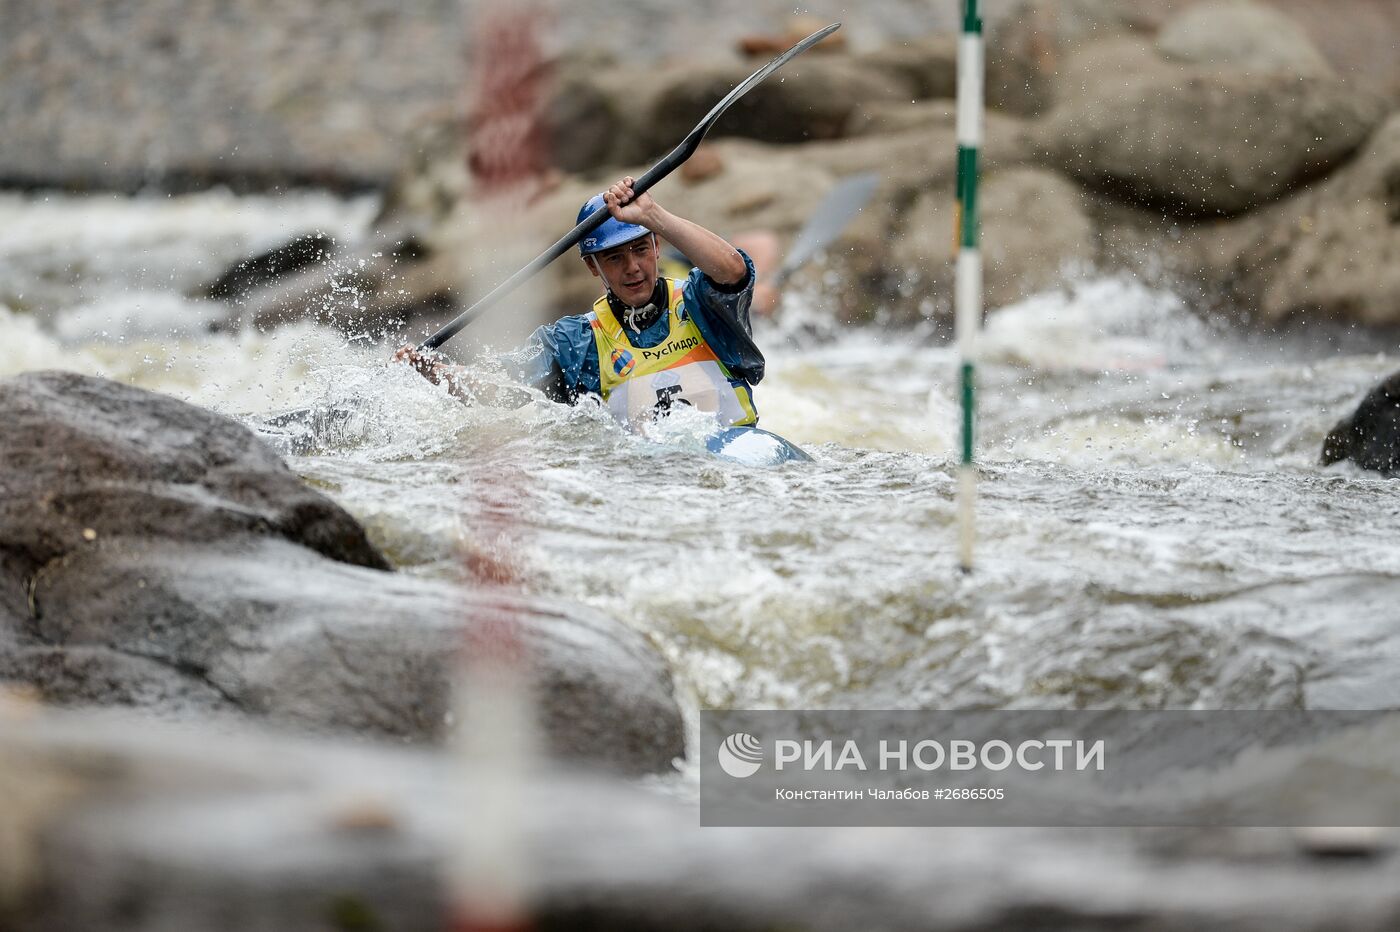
395 175 765 429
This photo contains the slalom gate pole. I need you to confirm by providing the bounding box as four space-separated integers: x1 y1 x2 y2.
954 0 984 573
446 4 546 930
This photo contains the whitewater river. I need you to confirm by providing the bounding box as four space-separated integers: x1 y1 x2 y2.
4 188 1399 735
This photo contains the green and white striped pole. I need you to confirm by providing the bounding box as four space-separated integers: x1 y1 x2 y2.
955 0 983 573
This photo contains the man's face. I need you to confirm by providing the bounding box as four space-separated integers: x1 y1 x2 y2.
585 235 658 307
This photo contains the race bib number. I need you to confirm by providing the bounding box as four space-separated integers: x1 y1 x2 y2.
607 362 746 429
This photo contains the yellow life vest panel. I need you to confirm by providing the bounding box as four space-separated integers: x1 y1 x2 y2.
588 279 758 429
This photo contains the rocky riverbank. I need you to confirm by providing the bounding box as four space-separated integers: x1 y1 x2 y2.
8 2 1400 329
185 0 1400 342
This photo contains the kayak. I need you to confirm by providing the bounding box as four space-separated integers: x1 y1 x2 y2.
705 426 812 467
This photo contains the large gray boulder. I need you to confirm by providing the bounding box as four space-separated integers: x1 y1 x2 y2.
0 369 391 606
1193 113 1400 326
1034 40 1385 216
1157 1 1333 78
894 167 1097 313
0 371 684 775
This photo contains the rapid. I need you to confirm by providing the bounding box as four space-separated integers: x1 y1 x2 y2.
4 188 1399 738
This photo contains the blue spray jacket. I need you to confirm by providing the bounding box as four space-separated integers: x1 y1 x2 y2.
498 251 763 403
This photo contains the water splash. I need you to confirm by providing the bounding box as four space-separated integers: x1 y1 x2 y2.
981 276 1222 373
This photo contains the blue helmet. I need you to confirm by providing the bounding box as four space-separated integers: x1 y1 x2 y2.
577 194 651 257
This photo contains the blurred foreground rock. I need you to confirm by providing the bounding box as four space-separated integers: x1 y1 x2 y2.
0 372 684 775
6 708 1400 931
1322 369 1400 475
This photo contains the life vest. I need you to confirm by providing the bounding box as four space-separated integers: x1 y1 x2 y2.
587 278 758 429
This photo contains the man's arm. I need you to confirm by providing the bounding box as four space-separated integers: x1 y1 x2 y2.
603 176 747 285
685 250 765 385
391 345 504 403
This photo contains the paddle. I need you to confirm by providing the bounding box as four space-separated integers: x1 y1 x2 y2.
769 171 878 290
418 21 841 352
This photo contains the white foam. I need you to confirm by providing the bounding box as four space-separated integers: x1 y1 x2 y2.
0 189 375 258
0 305 109 378
759 333 959 454
981 276 1218 373
1008 414 1247 467
0 189 376 319
54 291 227 342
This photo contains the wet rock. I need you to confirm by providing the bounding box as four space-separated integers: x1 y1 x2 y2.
893 167 1097 315
200 231 338 302
1191 113 1400 325
1157 1 1334 78
0 370 390 598
1034 41 1385 216
233 239 460 335
1322 370 1400 475
0 372 684 775
22 538 683 774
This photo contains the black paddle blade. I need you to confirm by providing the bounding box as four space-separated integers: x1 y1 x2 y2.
419 22 842 352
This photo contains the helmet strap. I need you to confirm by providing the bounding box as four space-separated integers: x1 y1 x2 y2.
586 255 614 296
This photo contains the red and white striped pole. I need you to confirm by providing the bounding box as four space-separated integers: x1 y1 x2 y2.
446 3 551 930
